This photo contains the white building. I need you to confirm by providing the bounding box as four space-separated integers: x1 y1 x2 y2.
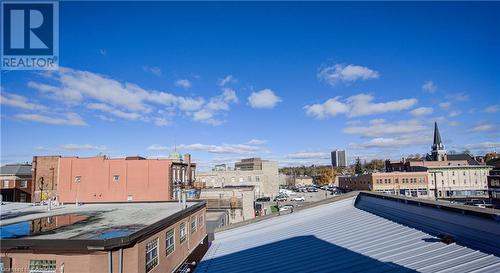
198 159 279 197
427 165 492 199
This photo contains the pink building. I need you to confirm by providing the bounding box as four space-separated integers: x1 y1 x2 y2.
56 155 195 204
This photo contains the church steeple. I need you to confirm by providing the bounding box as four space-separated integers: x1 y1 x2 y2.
432 121 444 151
431 121 447 161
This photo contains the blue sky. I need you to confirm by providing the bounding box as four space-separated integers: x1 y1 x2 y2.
1 1 499 170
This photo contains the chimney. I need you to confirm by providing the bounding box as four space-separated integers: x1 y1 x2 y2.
184 154 191 164
184 154 192 184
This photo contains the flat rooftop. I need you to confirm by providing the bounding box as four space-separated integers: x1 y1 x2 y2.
1 201 204 250
196 195 500 273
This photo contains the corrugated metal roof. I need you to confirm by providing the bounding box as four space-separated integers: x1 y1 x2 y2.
196 197 500 273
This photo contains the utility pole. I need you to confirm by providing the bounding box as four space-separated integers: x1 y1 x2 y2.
429 170 443 201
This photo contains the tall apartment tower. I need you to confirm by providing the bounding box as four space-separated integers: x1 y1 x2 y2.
331 150 347 167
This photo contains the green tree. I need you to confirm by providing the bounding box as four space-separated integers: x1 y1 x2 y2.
317 167 336 186
354 157 364 174
485 152 499 164
365 159 385 172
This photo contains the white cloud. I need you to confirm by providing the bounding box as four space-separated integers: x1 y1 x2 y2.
148 142 269 155
468 123 498 132
285 151 330 159
96 114 115 122
26 67 237 125
446 93 469 102
304 93 417 119
99 49 107 55
350 135 430 149
422 81 437 93
246 139 267 145
142 66 162 76
369 118 386 125
175 79 192 89
248 89 281 109
59 144 108 151
15 112 86 126
0 92 48 111
153 117 170 127
35 144 108 151
192 110 222 125
463 142 500 151
304 97 349 118
318 64 379 86
206 88 238 111
217 75 237 87
411 107 433 117
448 111 461 117
147 144 169 151
87 103 141 120
439 102 451 109
343 119 427 138
485 105 499 113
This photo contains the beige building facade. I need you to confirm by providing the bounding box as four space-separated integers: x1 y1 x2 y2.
427 165 491 199
199 186 255 224
198 159 279 197
339 172 429 198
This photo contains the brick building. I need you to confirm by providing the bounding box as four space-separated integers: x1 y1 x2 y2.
339 172 429 197
0 164 33 202
32 156 60 202
0 201 207 273
32 155 196 204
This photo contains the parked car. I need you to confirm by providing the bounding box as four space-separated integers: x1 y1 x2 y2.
279 204 294 212
464 199 493 208
307 187 318 192
256 197 271 202
291 196 305 202
274 196 287 202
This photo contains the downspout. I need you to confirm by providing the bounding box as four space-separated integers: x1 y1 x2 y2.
108 251 113 273
119 248 123 273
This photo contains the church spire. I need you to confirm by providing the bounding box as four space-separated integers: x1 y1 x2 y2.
430 121 446 161
432 121 443 150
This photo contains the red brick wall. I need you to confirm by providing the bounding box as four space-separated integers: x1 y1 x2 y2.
57 157 173 203
32 156 60 202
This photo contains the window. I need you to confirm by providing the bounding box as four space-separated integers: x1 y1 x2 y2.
19 180 28 188
145 239 159 272
20 192 27 202
29 260 56 272
255 176 260 182
166 229 175 256
74 176 81 183
113 175 120 182
191 216 197 234
198 214 204 227
239 177 244 182
248 176 252 182
3 180 9 188
179 222 187 243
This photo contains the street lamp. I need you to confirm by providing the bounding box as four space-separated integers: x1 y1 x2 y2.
429 170 444 201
